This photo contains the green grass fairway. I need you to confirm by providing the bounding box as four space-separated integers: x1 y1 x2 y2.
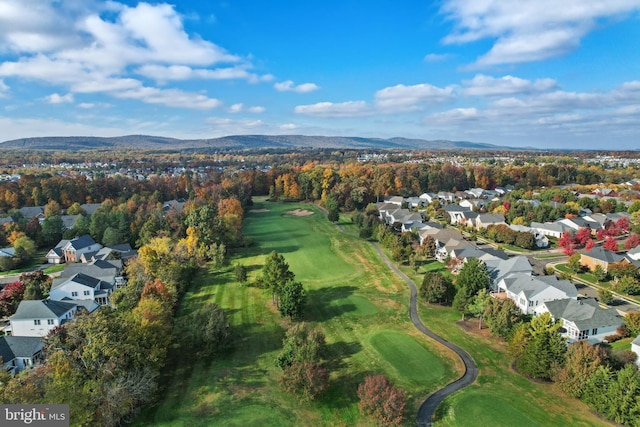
369 331 446 387
135 199 458 426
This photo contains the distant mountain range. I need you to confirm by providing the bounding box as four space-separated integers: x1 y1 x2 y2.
0 134 522 151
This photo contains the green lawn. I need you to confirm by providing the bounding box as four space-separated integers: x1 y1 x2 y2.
136 201 610 427
135 199 459 426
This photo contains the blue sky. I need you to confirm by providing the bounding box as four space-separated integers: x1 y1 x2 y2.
0 1 639 149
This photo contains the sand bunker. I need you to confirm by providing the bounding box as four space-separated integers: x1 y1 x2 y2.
286 209 314 217
249 208 270 213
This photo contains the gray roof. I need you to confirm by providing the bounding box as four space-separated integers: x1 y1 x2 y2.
444 204 471 212
0 336 43 359
53 262 119 289
545 298 623 331
502 274 577 300
486 256 533 284
52 272 105 291
11 299 76 320
80 203 102 215
477 213 506 224
582 247 624 264
0 216 16 225
530 222 568 233
67 235 97 250
632 335 640 346
18 206 45 219
60 214 81 229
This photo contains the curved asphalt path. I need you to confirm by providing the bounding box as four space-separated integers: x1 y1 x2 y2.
369 241 478 426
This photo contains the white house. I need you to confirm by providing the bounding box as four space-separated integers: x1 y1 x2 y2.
49 273 114 306
9 300 77 337
497 274 577 315
485 256 533 290
0 336 44 375
632 336 640 368
534 298 623 344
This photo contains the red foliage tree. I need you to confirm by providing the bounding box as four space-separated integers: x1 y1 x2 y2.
625 234 640 251
574 227 592 246
357 375 406 426
0 280 26 317
603 237 619 252
596 228 607 241
617 217 630 234
559 232 575 256
585 239 595 252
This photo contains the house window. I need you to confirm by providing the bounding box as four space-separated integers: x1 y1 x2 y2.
47 319 54 325
579 330 588 340
71 291 78 297
83 290 90 296
34 320 41 325
592 328 598 335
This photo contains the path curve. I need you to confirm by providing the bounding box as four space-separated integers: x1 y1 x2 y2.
368 243 478 426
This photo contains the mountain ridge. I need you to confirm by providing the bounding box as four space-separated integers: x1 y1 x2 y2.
0 134 528 151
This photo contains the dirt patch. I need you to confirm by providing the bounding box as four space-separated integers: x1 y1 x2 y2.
285 209 314 217
249 208 270 213
456 319 493 339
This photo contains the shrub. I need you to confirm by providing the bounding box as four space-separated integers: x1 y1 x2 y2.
357 375 406 426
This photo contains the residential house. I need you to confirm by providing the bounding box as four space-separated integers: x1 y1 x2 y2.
60 214 81 230
534 298 623 344
80 244 137 263
163 199 186 214
437 191 456 204
558 217 602 234
444 204 472 225
466 188 486 198
627 246 640 261
376 202 400 221
9 300 77 337
530 221 570 239
80 203 102 215
49 273 114 306
485 256 533 290
472 213 506 230
18 206 45 220
580 247 626 273
497 274 577 315
0 247 15 258
45 240 68 264
459 199 487 211
59 235 102 263
405 197 427 209
632 336 640 368
383 196 404 206
509 224 549 248
0 336 44 375
449 246 507 264
419 193 437 204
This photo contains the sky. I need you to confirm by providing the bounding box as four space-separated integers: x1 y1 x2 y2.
0 1 639 149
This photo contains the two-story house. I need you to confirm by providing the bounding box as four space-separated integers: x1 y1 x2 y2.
9 300 77 337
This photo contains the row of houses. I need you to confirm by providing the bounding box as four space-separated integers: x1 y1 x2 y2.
1 241 134 375
376 199 625 345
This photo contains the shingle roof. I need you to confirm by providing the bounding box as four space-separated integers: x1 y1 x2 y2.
502 274 577 300
583 247 624 264
80 203 102 215
486 256 532 284
18 206 45 219
10 300 76 320
544 298 623 331
67 235 97 250
1 336 43 358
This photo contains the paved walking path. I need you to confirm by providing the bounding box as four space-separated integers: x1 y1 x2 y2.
369 243 478 426
331 215 478 426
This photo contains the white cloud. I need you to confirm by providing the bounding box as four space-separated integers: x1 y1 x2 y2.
115 86 222 110
78 103 95 109
45 93 74 104
206 117 268 134
374 83 453 112
462 74 558 96
227 103 266 114
294 101 371 118
280 123 298 130
424 53 451 62
441 0 640 66
0 79 7 97
429 107 479 124
274 80 320 93
135 64 269 83
228 103 243 113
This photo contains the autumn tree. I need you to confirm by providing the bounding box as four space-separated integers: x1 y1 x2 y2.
357 375 406 426
420 272 455 305
567 253 582 273
484 297 523 338
598 288 614 305
625 234 640 250
21 271 52 300
276 323 329 400
0 281 26 317
554 341 608 399
574 227 592 246
603 237 619 252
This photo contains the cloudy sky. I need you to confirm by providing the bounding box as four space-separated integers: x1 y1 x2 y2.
0 0 639 149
